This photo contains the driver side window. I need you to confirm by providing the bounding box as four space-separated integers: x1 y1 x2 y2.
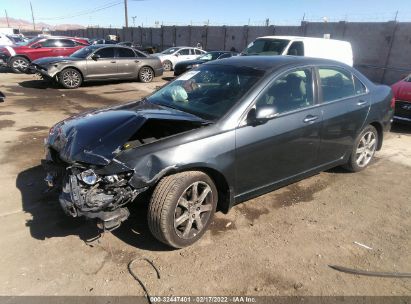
256 68 314 115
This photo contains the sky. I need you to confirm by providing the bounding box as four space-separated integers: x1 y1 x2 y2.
1 0 411 28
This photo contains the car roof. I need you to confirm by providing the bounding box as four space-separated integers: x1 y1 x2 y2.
209 55 349 71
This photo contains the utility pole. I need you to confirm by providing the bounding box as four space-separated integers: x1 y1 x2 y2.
124 0 129 28
30 1 36 31
5 10 10 27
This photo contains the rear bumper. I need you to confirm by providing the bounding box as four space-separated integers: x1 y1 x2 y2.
394 100 411 123
154 66 163 77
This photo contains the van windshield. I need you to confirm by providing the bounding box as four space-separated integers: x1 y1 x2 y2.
242 38 290 55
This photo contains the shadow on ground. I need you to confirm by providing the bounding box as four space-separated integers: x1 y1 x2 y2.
391 122 411 134
16 165 170 251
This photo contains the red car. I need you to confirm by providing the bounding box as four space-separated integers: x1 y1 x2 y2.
0 36 89 73
391 74 411 123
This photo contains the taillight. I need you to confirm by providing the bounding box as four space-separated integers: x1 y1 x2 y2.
390 97 396 109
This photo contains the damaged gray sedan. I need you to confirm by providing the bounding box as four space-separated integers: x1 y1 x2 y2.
29 45 163 89
43 56 393 248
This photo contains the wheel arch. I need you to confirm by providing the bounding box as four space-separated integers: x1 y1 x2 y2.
152 165 234 214
60 66 84 80
369 121 383 150
9 54 31 63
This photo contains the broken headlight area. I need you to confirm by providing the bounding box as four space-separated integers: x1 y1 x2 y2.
58 167 147 230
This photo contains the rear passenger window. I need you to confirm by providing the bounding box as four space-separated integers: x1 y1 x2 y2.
117 48 135 57
58 39 76 47
256 68 314 114
195 49 203 55
354 76 367 95
318 68 355 102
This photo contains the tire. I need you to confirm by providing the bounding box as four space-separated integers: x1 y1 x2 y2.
138 66 154 83
9 56 30 73
162 60 172 71
344 125 378 172
58 68 83 89
148 171 218 248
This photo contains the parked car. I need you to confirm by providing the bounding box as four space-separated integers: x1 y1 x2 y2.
0 33 14 46
90 38 117 45
391 74 411 123
42 56 393 248
29 45 163 88
0 36 89 73
152 46 206 71
174 51 238 76
242 36 353 66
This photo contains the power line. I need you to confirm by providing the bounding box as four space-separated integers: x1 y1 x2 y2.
36 1 122 21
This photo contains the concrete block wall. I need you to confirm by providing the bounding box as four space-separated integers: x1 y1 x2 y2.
22 21 411 84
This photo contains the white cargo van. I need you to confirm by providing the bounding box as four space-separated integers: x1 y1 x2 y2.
242 36 353 66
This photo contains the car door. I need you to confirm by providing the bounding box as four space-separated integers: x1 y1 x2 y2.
85 47 118 79
176 48 192 62
28 39 60 60
316 66 370 164
235 67 321 198
115 47 139 79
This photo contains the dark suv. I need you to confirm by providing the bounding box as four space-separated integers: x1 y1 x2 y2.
0 36 89 73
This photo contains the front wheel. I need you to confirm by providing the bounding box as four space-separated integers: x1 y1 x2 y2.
148 171 218 248
59 68 83 89
344 125 378 172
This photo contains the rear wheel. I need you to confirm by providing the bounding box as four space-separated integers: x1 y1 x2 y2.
148 171 218 248
163 60 172 71
59 68 83 89
344 125 378 172
138 66 154 83
10 56 30 73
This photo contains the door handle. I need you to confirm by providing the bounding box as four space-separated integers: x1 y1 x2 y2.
134 60 140 63
110 61 116 63
357 100 367 106
303 115 319 123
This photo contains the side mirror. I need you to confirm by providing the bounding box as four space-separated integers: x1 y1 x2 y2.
247 106 278 125
0 91 5 103
91 54 101 61
175 53 180 57
32 44 42 49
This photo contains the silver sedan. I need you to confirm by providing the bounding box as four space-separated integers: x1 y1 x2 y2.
29 45 164 89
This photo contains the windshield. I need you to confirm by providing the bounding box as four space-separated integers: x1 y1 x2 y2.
18 37 41 46
161 47 181 54
198 52 221 61
146 65 264 121
242 38 290 55
70 46 96 58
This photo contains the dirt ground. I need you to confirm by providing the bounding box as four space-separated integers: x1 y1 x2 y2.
0 68 410 297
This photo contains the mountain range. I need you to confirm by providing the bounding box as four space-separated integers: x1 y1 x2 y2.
0 17 85 31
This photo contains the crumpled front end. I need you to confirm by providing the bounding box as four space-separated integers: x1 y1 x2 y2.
43 155 147 230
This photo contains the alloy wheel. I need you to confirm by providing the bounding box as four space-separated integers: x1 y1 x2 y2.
62 70 81 88
355 131 377 167
140 67 153 82
12 59 28 71
163 61 172 71
173 181 214 239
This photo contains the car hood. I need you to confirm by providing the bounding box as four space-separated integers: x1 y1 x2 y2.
46 100 207 166
392 80 411 102
33 56 82 65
